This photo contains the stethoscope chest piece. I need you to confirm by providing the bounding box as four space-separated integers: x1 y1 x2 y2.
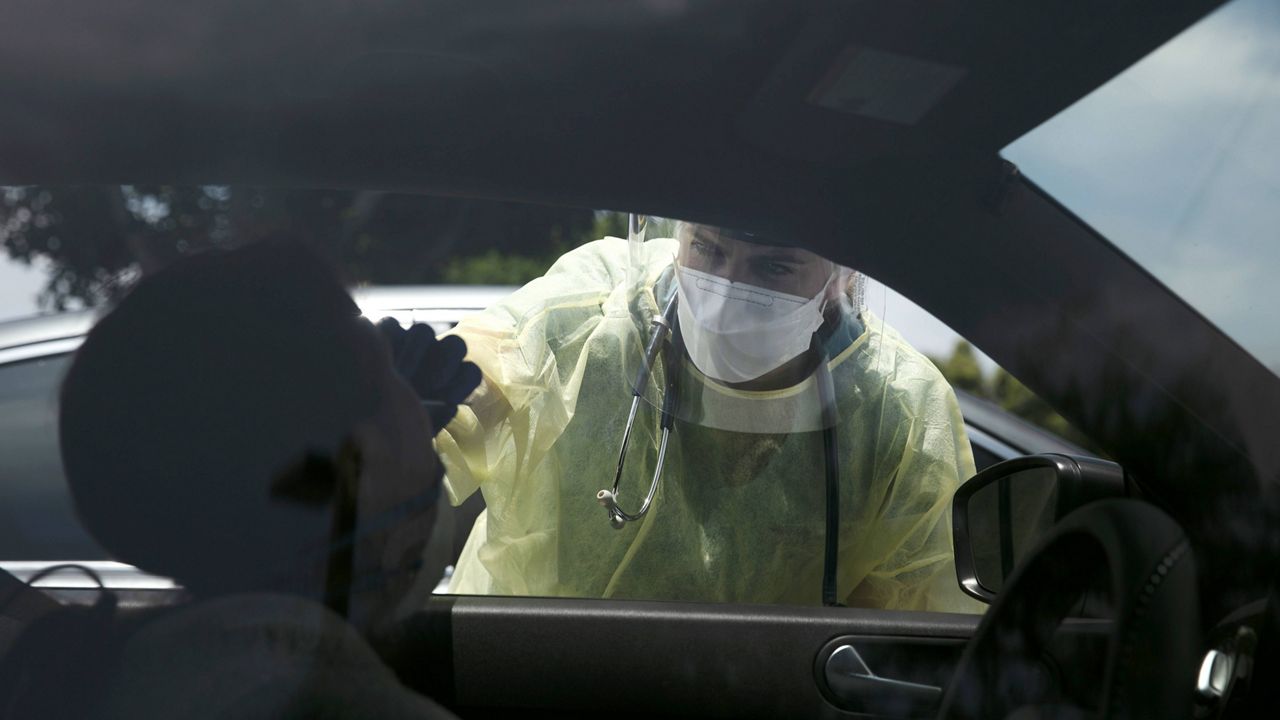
598 292 680 528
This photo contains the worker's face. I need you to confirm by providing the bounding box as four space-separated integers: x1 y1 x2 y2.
346 321 442 633
676 225 836 299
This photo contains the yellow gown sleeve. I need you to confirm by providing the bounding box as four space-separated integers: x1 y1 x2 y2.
433 237 636 508
844 364 987 614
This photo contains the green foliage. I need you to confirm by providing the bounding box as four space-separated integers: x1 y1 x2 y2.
931 339 1103 453
442 249 557 285
591 211 628 240
0 186 613 309
934 341 985 395
991 368 1099 450
439 211 629 285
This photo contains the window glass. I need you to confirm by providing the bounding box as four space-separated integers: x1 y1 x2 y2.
0 354 105 559
0 187 1094 613
862 276 1102 458
432 217 987 611
1003 0 1280 374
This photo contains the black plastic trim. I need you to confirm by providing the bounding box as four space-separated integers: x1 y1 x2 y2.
952 453 1125 602
393 595 980 719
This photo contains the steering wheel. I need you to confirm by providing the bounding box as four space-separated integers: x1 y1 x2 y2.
937 499 1201 719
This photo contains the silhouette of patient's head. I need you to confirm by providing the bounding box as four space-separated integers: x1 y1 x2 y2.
60 241 440 629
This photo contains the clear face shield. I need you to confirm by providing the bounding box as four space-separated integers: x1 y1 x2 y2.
602 214 884 550
620 215 878 435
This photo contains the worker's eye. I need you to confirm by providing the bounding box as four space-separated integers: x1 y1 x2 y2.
754 260 796 279
689 239 727 266
690 239 719 257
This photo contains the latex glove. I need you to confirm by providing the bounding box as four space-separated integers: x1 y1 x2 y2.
376 318 481 432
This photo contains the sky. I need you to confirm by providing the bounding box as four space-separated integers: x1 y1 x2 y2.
0 257 50 323
1003 0 1280 373
862 276 995 370
2 0 1272 379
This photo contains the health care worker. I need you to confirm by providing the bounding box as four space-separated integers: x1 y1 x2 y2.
435 219 981 612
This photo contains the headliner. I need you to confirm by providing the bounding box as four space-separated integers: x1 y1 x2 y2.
0 0 1225 246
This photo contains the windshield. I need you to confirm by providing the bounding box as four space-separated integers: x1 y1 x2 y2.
1003 0 1280 374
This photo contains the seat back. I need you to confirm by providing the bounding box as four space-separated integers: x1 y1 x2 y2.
0 567 59 660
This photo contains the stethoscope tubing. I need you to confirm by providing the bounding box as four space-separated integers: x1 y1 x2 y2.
597 291 679 528
597 283 843 607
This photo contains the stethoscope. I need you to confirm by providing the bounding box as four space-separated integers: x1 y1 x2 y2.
596 280 846 605
596 290 681 530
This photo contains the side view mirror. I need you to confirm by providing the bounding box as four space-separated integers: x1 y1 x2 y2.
952 453 1125 603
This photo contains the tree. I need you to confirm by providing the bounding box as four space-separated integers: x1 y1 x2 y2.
439 210 630 285
931 338 1103 454
992 367 1101 452
934 340 987 396
1 186 624 310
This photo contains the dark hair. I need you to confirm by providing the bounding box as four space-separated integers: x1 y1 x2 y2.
59 241 382 593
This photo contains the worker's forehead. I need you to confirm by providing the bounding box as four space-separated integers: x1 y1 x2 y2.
682 225 829 264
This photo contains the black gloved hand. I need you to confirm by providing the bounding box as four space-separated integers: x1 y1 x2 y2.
376 318 482 432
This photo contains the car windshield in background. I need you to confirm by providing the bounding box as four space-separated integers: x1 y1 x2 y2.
1004 0 1280 375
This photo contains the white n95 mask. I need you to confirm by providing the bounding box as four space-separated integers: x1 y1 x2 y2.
674 265 827 384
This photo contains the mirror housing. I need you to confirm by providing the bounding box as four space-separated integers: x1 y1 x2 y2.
952 453 1125 603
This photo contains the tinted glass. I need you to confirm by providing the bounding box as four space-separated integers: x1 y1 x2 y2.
0 354 105 559
965 467 1059 594
1004 0 1280 374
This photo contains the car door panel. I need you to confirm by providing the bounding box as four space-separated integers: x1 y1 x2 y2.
381 596 981 719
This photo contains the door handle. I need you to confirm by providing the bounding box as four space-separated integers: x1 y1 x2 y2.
824 644 942 715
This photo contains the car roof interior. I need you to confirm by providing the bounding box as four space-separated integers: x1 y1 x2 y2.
0 0 1226 222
